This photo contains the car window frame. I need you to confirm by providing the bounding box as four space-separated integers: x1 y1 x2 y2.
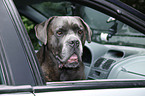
0 0 45 85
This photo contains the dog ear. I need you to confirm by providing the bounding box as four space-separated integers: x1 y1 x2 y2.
76 16 92 43
34 17 55 45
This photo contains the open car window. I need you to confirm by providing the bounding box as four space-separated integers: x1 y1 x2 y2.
18 1 145 82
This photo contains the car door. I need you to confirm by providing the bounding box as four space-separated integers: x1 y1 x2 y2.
1 0 145 95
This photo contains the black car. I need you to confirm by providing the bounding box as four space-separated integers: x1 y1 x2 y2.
0 0 145 95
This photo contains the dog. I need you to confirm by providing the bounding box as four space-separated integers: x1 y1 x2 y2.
35 16 92 81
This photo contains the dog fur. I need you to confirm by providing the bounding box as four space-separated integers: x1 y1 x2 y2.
35 16 92 81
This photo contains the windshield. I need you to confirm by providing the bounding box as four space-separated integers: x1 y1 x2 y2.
32 1 145 48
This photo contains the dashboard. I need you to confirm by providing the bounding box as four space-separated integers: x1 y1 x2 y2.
83 42 145 80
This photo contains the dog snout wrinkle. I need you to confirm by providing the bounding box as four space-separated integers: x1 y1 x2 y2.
68 40 80 47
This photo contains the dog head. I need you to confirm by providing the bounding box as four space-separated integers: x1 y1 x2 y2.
35 16 92 69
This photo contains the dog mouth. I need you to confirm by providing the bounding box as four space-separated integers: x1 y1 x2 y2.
67 54 78 63
56 54 80 69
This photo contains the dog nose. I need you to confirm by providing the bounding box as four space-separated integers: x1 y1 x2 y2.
69 40 80 47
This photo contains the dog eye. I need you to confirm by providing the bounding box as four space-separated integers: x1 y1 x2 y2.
78 30 83 34
57 31 63 36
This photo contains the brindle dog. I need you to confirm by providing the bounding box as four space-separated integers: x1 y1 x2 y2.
35 16 92 81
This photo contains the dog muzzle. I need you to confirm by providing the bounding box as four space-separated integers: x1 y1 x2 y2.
56 53 80 69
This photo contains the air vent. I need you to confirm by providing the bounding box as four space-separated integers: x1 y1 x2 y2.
94 58 106 67
102 59 115 70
